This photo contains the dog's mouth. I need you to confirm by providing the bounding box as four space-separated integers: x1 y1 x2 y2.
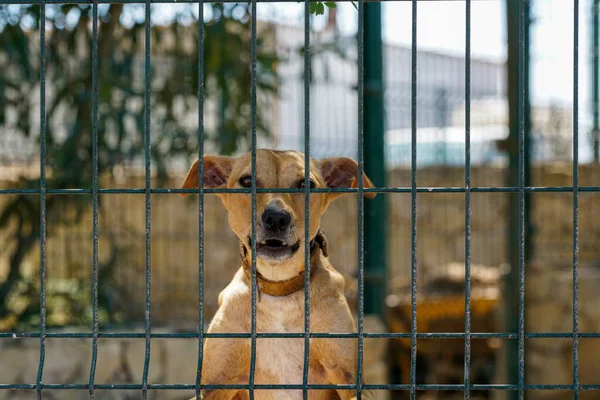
248 237 301 261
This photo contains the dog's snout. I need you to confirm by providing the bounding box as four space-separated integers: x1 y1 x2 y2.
261 207 291 232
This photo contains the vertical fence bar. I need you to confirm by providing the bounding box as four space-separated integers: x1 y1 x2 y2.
363 0 386 317
505 0 531 396
463 0 472 398
524 0 531 268
142 2 152 398
36 1 47 398
302 2 311 400
249 0 258 398
517 0 526 398
572 0 580 398
409 0 418 399
357 0 365 397
195 0 206 397
594 0 600 165
89 1 100 398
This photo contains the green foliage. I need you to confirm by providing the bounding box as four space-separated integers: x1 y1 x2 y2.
303 1 356 16
0 3 280 330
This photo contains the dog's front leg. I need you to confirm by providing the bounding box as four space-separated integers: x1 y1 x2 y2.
312 338 362 400
189 338 251 400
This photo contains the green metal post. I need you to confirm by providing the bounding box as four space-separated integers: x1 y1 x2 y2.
505 0 532 398
593 0 599 164
219 12 227 150
363 1 387 316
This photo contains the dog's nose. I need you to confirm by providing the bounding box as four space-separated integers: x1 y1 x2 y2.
261 207 291 232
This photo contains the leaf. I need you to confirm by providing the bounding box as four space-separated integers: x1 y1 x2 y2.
316 2 325 15
351 1 358 10
309 2 318 14
324 1 337 8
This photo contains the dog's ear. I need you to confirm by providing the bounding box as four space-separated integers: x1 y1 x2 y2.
180 155 234 196
319 157 376 200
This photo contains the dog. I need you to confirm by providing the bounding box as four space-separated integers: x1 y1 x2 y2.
181 149 375 400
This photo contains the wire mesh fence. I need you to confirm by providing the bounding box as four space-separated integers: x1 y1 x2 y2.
0 0 599 399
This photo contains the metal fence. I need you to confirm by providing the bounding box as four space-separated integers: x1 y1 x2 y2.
0 0 598 399
0 15 516 331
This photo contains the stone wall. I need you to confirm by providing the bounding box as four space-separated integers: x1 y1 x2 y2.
2 164 599 327
523 262 600 400
0 316 389 400
0 166 514 326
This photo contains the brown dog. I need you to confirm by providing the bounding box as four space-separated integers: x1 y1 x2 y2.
181 149 375 400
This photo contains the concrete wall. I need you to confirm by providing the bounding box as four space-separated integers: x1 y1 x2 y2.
0 316 389 400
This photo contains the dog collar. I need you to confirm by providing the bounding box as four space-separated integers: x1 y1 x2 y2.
239 230 329 300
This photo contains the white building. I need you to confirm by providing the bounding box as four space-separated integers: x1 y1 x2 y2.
269 23 507 166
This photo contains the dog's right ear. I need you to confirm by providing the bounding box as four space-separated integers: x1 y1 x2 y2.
180 155 234 196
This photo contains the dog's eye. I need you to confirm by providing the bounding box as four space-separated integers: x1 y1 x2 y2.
238 175 252 188
297 179 316 189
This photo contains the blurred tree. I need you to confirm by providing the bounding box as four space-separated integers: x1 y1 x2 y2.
0 3 279 330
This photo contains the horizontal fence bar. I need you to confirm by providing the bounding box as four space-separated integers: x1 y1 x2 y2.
1 187 600 195
2 383 600 391
3 332 600 339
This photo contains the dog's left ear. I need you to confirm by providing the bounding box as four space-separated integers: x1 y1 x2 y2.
180 155 234 196
319 157 376 200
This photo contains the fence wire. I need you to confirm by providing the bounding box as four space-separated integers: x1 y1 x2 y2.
0 0 599 399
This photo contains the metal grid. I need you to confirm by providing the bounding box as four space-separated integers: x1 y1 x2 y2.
0 0 598 399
